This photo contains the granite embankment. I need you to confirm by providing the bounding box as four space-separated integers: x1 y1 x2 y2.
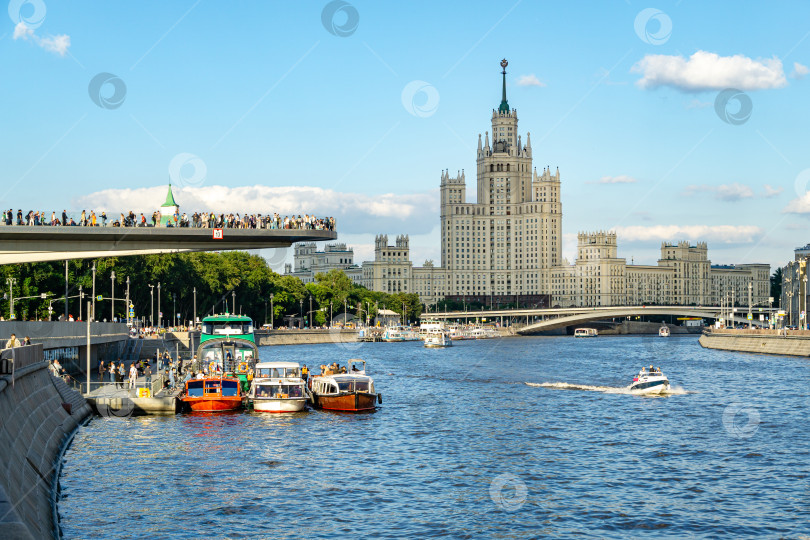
699 329 810 357
0 345 92 540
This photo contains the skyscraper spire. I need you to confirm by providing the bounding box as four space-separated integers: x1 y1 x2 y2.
498 58 509 113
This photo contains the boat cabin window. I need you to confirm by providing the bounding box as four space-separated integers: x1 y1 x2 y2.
337 381 354 392
220 380 240 397
354 380 369 392
256 367 300 378
256 383 303 398
187 379 204 397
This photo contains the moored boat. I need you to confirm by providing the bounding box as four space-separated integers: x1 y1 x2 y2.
249 361 307 413
309 360 380 412
629 367 670 395
196 314 259 393
182 376 245 412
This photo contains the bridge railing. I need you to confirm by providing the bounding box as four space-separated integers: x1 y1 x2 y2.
0 344 44 374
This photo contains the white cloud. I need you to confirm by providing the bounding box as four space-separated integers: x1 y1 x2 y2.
71 184 440 235
783 192 810 214
631 50 787 91
12 22 70 57
763 184 783 198
683 182 754 201
791 62 809 79
13 22 33 40
597 175 637 184
516 74 545 87
616 225 762 244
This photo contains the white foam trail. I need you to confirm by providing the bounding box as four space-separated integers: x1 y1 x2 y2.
525 382 690 396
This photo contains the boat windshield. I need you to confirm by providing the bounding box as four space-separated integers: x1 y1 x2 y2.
256 383 304 398
255 367 300 379
336 380 370 392
187 379 204 397
202 321 253 335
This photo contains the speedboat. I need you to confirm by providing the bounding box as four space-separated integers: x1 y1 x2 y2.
629 368 670 395
309 360 380 412
249 361 308 413
659 326 671 337
424 328 452 348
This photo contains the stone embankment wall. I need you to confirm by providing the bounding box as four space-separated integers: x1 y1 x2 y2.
258 329 359 346
699 329 810 357
0 345 92 540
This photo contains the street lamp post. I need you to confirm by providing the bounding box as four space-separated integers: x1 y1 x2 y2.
309 295 312 328
64 260 69 320
91 262 96 321
110 270 116 322
270 293 274 329
148 284 154 326
78 285 83 321
299 299 303 329
125 276 130 327
173 293 177 328
232 291 236 315
747 280 752 327
6 277 16 320
157 282 161 328
193 287 197 328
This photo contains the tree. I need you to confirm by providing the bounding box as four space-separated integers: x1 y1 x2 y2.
771 267 782 307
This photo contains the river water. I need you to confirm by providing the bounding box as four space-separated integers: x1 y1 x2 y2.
58 335 810 539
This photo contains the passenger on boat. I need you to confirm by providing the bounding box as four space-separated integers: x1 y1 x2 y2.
351 365 360 372
649 364 654 373
196 372 204 379
339 366 347 374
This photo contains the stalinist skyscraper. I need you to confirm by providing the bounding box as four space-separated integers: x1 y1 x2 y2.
439 59 562 306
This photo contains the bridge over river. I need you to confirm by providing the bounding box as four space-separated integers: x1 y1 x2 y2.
421 305 776 334
0 226 336 264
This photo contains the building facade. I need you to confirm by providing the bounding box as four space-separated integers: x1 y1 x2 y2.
283 242 362 284
550 233 770 308
781 244 810 327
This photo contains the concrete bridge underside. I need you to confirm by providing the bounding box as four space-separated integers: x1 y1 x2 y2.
518 307 724 334
0 227 337 264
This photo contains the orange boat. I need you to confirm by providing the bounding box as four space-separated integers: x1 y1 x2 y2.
309 360 381 412
182 377 245 412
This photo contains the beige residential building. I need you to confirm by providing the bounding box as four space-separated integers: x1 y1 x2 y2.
551 232 769 308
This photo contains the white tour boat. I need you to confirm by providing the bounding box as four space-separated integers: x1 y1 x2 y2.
574 328 598 338
659 326 671 337
629 367 671 395
424 328 452 348
382 325 420 342
249 361 308 413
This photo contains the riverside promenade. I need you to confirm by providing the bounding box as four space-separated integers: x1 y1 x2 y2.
0 345 91 540
699 327 810 357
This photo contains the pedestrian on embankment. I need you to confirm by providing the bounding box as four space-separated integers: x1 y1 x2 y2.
145 364 152 387
109 362 116 384
98 361 105 381
116 361 125 389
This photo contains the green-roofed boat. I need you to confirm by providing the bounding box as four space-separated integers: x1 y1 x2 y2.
195 314 258 394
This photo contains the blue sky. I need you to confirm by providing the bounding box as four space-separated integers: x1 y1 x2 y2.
2 1 810 270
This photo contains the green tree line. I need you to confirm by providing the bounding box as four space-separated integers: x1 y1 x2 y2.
0 252 423 326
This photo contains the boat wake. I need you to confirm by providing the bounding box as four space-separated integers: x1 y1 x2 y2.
525 382 689 396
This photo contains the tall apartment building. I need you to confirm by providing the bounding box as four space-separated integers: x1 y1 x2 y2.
439 59 559 307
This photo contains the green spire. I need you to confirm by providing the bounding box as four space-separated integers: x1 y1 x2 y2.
498 58 509 113
161 183 178 208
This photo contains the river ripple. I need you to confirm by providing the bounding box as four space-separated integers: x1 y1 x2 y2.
58 335 810 539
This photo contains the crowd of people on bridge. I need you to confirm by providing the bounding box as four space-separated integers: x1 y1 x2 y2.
1 209 335 231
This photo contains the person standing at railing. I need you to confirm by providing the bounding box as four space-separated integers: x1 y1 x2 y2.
4 333 20 348
144 364 152 387
116 361 125 389
98 361 105 382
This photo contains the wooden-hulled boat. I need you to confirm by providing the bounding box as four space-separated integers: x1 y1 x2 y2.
309 360 381 412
